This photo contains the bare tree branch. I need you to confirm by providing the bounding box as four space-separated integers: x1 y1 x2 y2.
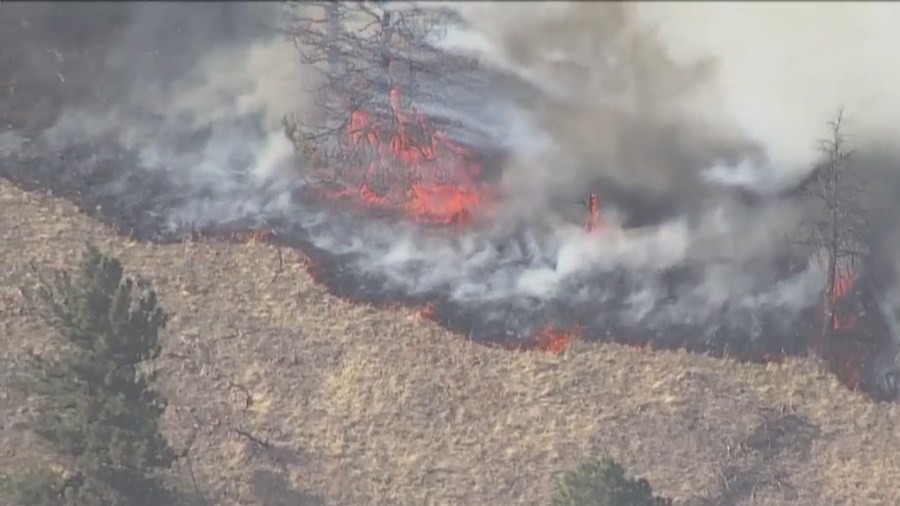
792 107 871 336
280 1 478 192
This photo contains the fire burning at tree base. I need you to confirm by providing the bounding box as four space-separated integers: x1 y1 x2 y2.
297 86 491 227
3 2 900 403
218 188 888 400
273 2 895 399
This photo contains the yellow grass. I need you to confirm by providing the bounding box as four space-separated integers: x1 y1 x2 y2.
2 179 900 505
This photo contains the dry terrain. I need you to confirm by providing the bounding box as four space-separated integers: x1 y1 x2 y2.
2 179 900 506
3 4 900 505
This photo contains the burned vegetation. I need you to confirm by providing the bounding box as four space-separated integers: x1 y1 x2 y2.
0 2 898 403
272 3 898 400
281 1 494 226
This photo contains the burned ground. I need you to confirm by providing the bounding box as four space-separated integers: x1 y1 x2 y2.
3 180 900 506
3 5 894 400
2 133 890 400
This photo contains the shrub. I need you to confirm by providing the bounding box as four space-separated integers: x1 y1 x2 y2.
551 457 672 506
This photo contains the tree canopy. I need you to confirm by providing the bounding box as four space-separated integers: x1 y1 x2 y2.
2 246 176 506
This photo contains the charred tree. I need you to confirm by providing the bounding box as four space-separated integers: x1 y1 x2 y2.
280 1 481 212
793 109 870 338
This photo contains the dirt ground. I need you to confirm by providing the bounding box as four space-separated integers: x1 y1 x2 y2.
2 180 900 506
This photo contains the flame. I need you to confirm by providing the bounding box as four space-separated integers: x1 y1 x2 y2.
520 325 580 353
832 266 855 302
320 86 489 226
245 229 274 245
830 265 857 331
819 263 869 392
584 193 603 233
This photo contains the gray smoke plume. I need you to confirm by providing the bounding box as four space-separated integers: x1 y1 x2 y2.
422 2 900 321
6 1 900 362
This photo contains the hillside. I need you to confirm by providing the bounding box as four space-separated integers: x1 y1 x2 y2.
2 179 899 505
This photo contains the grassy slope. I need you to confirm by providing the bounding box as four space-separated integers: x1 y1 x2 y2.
2 180 900 506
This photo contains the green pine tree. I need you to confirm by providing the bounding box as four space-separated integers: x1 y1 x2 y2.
551 457 672 506
2 246 177 506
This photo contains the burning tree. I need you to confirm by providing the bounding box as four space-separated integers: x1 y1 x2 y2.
281 1 487 225
794 109 870 338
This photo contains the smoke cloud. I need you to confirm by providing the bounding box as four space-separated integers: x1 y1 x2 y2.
5 1 900 384
437 2 900 196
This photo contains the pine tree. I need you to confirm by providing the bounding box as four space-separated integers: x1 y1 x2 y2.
551 457 672 506
2 246 176 506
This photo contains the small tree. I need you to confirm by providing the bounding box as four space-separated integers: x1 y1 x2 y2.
551 457 672 506
281 1 476 185
794 108 869 337
2 246 176 506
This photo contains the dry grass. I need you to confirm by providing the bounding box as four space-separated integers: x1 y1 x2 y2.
2 179 900 506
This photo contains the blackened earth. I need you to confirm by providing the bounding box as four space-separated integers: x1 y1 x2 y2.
1 134 898 402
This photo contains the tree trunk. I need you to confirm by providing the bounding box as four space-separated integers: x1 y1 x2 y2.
822 165 840 338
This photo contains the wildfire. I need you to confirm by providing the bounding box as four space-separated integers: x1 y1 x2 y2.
518 325 580 354
584 193 603 233
243 229 274 245
830 265 857 331
832 266 855 302
323 86 488 226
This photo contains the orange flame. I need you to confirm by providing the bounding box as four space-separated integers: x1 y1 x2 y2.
323 86 488 225
584 193 603 233
522 325 580 353
830 266 857 330
832 267 855 302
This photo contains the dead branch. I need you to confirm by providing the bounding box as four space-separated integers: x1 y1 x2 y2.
281 0 477 187
792 107 871 335
162 348 254 411
234 427 272 449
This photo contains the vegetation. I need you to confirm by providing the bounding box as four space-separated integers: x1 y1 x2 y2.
551 457 672 506
281 1 475 181
793 108 869 335
1 246 176 506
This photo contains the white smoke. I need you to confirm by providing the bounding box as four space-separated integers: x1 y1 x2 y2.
13 2 900 362
435 2 900 193
38 3 316 228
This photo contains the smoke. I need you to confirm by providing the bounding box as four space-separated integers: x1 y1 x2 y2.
437 2 900 196
6 1 900 373
411 1 900 344
13 2 316 227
